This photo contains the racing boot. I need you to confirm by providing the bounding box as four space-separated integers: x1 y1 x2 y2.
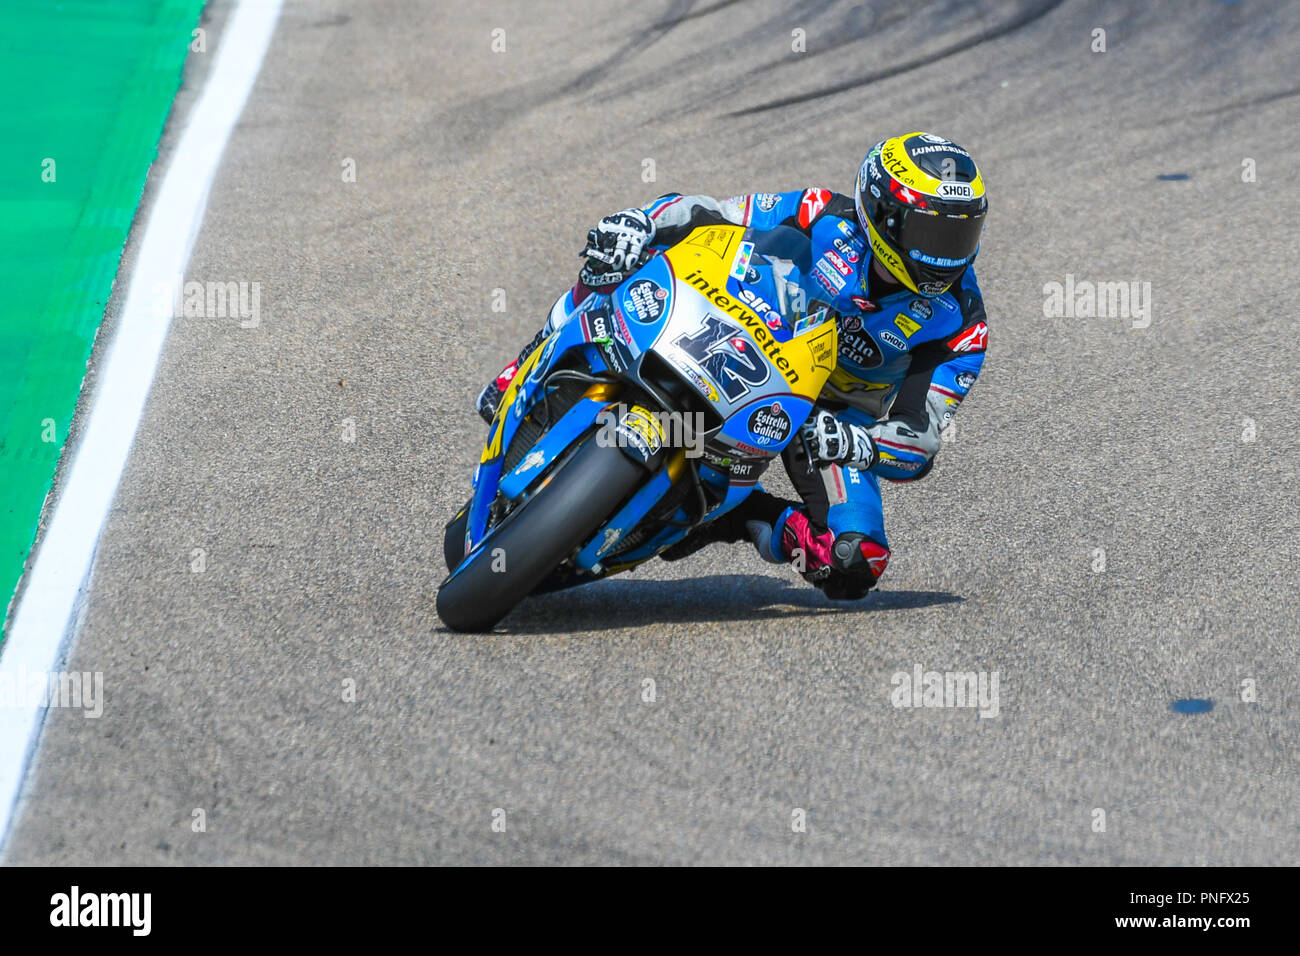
758 506 890 598
476 325 547 424
476 284 599 424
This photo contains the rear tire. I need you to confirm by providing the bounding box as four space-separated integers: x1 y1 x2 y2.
435 438 645 632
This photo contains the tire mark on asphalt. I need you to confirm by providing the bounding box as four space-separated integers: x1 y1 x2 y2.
589 0 844 111
1138 84 1300 131
1192 84 1300 116
728 0 1067 116
648 0 749 29
559 0 699 96
409 2 700 157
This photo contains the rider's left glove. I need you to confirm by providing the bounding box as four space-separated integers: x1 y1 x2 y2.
800 409 878 470
579 208 656 288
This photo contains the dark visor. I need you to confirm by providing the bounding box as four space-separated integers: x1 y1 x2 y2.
893 207 985 268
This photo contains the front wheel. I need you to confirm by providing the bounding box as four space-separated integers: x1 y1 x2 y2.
435 437 646 632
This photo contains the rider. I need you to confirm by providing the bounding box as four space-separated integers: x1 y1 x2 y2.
475 132 990 600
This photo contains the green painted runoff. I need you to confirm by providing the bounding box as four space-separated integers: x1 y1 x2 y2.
0 0 206 635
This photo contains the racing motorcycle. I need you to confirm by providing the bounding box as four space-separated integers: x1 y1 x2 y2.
437 223 838 632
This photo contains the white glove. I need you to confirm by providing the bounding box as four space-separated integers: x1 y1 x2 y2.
580 208 656 287
800 409 877 470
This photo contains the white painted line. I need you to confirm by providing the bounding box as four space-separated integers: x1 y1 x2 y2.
0 0 283 851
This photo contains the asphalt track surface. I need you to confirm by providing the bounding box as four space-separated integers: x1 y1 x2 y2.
6 0 1300 865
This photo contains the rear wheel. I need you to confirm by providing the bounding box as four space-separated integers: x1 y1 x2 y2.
435 437 645 632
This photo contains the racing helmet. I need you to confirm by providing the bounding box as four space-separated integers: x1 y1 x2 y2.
855 132 987 297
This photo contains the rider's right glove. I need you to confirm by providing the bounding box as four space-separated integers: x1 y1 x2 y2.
579 208 656 288
800 409 878 471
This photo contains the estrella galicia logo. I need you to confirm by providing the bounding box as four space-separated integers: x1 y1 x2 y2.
909 298 933 320
840 331 882 368
625 278 668 323
879 329 908 351
747 401 791 447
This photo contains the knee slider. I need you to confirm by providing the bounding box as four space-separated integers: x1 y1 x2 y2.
830 532 890 575
832 530 883 567
819 534 890 600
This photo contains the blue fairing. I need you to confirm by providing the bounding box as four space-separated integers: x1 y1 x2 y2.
457 234 822 588
465 314 605 548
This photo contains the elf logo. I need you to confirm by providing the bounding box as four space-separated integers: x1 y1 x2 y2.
736 286 780 326
50 886 151 936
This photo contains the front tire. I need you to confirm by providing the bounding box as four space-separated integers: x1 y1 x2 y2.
435 437 645 632
443 502 470 573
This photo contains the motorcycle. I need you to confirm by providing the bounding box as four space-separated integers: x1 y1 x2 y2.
437 222 839 632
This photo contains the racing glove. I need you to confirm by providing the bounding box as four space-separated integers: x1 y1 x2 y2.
579 208 656 288
800 409 878 470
